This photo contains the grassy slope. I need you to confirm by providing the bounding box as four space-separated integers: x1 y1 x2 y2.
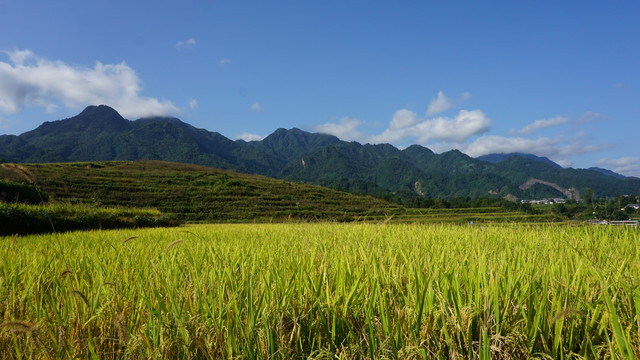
0 160 402 222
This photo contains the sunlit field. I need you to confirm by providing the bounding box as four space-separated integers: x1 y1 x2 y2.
1 223 639 359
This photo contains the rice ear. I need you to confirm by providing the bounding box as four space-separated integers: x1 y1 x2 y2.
2 163 36 184
0 321 38 333
123 236 138 244
164 239 184 253
72 290 91 309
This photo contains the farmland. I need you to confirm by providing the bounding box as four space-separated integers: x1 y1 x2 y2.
1 223 638 359
1 161 562 236
0 161 403 224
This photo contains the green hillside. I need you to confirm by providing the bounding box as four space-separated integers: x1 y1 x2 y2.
0 160 402 222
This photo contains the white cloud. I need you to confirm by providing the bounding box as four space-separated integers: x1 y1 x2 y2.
555 159 572 168
463 133 609 163
250 102 262 112
219 58 231 65
596 157 640 168
235 133 266 142
389 109 419 130
425 91 453 116
508 112 603 136
374 109 491 144
425 91 471 117
509 116 570 135
0 49 178 118
314 92 489 146
188 99 198 110
175 38 196 49
5 49 33 65
315 109 490 146
314 117 364 142
464 135 563 158
595 157 640 177
416 110 492 143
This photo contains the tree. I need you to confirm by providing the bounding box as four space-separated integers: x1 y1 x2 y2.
582 187 593 204
553 203 568 216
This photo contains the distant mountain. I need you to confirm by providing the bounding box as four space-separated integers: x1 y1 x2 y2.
587 167 626 179
2 105 639 200
478 152 562 169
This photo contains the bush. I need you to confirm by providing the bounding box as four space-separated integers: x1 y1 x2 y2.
0 202 180 235
0 180 47 204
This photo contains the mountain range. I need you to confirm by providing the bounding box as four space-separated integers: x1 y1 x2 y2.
1 105 639 200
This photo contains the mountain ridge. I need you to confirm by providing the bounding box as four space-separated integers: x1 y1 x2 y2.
1 105 638 200
477 152 563 169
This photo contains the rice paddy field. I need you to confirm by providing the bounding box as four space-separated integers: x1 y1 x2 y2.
1 223 639 359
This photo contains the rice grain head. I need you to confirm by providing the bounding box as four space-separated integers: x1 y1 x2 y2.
2 163 36 184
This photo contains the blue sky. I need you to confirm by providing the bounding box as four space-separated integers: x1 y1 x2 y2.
1 1 639 176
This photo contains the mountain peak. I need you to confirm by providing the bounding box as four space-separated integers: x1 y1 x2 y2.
67 105 129 132
23 105 130 138
78 105 123 118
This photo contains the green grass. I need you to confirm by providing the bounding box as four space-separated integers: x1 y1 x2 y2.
1 223 638 359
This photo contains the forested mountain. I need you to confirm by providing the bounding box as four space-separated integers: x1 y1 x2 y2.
1 105 638 200
478 152 562 169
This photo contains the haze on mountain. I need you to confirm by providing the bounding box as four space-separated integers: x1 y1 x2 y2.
1 105 638 201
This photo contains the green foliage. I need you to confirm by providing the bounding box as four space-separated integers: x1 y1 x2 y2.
0 180 47 204
0 202 179 235
583 187 594 204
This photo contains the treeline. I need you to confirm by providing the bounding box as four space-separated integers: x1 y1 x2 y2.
554 193 638 220
378 194 539 213
381 191 639 221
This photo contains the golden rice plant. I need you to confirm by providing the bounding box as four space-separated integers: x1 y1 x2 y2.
0 223 638 359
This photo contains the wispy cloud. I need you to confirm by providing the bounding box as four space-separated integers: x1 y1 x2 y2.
314 117 364 142
508 112 603 136
235 133 266 142
425 91 471 116
219 58 231 65
188 99 198 110
425 91 453 116
595 157 640 177
175 38 196 49
6 49 33 65
0 49 178 119
250 102 262 112
508 116 570 135
462 133 609 168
